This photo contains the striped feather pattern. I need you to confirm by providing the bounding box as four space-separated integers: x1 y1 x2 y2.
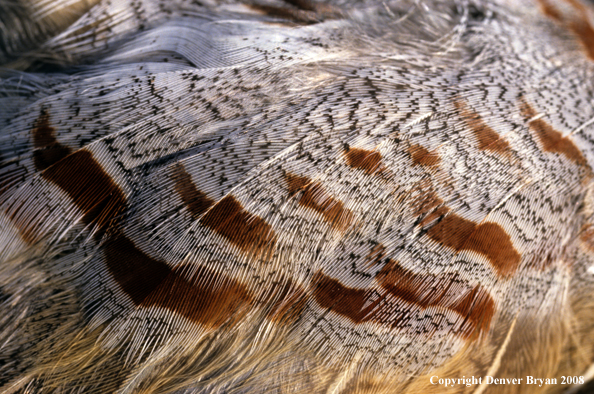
1 0 594 393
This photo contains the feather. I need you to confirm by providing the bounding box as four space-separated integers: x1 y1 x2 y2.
1 0 594 393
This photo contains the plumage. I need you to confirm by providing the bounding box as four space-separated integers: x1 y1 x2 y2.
1 0 594 392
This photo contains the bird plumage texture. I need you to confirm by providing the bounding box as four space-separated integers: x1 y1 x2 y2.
1 0 594 392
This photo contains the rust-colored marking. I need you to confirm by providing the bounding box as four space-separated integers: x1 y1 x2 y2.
10 109 123 243
409 144 440 168
103 233 172 305
142 264 253 329
520 100 587 166
11 148 126 243
285 173 353 231
537 0 594 61
376 259 495 337
427 213 521 277
311 261 496 338
103 233 253 328
42 150 127 230
201 195 276 257
286 172 309 195
311 271 377 323
376 260 442 307
344 147 384 175
566 0 594 61
571 19 594 60
246 0 341 24
450 284 496 338
32 109 72 171
454 100 512 156
427 213 476 250
24 114 253 329
536 0 562 21
285 0 337 14
172 163 214 218
580 223 594 254
245 4 319 24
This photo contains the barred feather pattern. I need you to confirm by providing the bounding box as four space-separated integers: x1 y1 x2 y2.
1 0 594 393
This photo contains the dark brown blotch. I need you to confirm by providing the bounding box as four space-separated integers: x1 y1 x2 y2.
32 108 72 171
12 148 126 243
245 4 319 24
286 172 310 195
376 259 450 309
285 173 353 231
449 285 496 339
311 258 496 339
246 0 341 24
537 0 594 61
562 0 594 61
42 149 127 232
103 232 253 328
201 195 276 257
344 147 384 175
376 259 495 338
580 224 594 254
454 100 512 156
408 144 440 168
427 212 521 277
466 222 522 277
570 17 594 61
520 100 587 166
311 271 377 324
12 110 123 243
142 263 253 329
172 163 214 218
426 213 477 251
103 233 172 305
536 0 562 21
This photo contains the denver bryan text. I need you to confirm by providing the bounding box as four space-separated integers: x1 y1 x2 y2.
430 376 560 388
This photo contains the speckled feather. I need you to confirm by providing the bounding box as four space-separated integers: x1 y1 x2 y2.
1 0 594 393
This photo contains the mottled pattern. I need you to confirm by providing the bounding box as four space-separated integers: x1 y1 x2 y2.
1 0 594 393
